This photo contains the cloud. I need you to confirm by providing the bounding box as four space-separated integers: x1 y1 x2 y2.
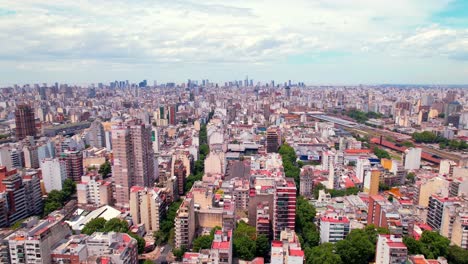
0 0 467 84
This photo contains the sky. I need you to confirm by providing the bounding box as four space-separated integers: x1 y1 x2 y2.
1 0 468 85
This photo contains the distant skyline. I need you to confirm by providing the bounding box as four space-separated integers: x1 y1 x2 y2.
1 0 468 85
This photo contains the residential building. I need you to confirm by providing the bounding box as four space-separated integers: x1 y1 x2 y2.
404 148 422 170
175 194 195 248
40 158 67 193
129 186 167 233
174 159 187 196
266 127 280 153
320 214 350 243
76 173 113 206
88 120 105 148
86 232 138 264
427 195 458 230
15 104 36 140
112 120 155 208
375 234 408 264
60 150 83 182
273 178 296 240
363 169 380 195
7 217 71 264
210 229 233 264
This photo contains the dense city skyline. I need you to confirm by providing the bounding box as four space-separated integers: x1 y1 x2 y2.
1 0 468 85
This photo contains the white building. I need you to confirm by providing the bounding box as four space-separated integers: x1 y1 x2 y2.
375 234 408 264
404 148 422 170
40 158 67 192
76 174 113 206
86 232 138 264
7 217 71 264
129 186 167 233
320 215 350 243
356 157 371 182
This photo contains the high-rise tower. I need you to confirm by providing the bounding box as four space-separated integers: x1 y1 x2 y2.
15 104 36 140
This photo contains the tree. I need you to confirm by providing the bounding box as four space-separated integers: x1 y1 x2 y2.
407 172 416 183
305 243 342 264
403 231 450 260
234 236 256 261
98 160 112 178
43 201 62 215
447 245 468 264
402 141 414 147
82 217 107 235
199 144 209 157
173 246 187 261
373 147 391 159
128 232 146 254
419 231 450 259
154 230 166 246
47 190 66 204
234 221 257 240
103 218 129 233
412 131 438 143
209 226 222 237
255 235 270 257
62 178 76 198
335 229 376 264
192 235 213 252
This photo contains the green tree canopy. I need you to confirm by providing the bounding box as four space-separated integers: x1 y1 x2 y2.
98 160 112 178
81 217 107 235
305 243 343 264
173 246 187 261
255 235 270 257
192 235 213 252
403 231 450 260
373 147 391 159
103 218 129 233
128 232 146 254
234 236 256 261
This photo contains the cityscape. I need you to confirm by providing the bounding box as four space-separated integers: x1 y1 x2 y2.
1 1 468 264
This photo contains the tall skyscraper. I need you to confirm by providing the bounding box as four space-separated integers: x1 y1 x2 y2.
15 104 36 140
60 150 84 182
266 127 280 153
112 120 155 208
273 178 296 239
169 105 177 125
174 159 187 196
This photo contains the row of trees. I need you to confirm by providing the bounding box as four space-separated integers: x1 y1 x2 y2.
404 231 468 263
312 183 360 199
296 196 320 248
412 131 467 150
43 178 76 215
279 144 300 188
412 131 440 143
153 200 182 246
347 110 383 123
373 146 391 159
186 124 209 192
81 217 146 253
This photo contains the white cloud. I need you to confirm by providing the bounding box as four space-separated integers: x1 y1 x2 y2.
0 0 467 84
